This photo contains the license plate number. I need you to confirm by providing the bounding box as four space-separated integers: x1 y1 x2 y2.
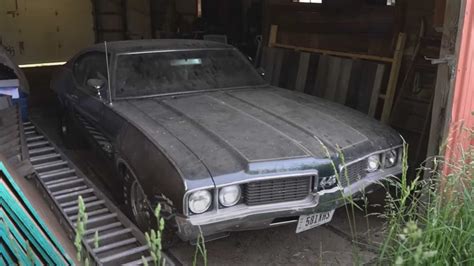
296 210 335 233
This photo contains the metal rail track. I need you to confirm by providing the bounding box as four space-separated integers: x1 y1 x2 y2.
23 120 174 265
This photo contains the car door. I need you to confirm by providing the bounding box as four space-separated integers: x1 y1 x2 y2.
71 52 109 125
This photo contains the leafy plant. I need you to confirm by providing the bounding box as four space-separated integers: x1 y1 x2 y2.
73 195 97 266
143 204 166 266
74 195 88 263
93 230 100 249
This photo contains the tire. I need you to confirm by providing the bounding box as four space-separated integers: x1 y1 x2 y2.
123 168 179 249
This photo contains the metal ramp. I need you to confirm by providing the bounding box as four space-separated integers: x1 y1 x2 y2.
23 120 171 265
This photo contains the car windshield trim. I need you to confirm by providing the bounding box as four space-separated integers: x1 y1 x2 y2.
116 47 231 56
113 84 269 101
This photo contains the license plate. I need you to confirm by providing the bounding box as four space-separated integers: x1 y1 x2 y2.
296 210 335 233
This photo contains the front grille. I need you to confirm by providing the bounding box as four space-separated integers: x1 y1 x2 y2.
339 159 367 187
243 175 312 206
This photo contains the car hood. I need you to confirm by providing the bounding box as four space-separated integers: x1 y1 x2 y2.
113 86 402 185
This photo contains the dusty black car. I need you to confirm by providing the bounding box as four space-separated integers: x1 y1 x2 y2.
52 39 403 242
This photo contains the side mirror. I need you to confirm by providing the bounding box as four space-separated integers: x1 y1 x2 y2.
87 78 105 100
257 67 265 78
87 78 105 90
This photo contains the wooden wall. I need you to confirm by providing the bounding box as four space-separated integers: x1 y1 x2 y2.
263 0 399 57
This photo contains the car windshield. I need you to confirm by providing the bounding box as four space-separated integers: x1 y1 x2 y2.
114 48 265 98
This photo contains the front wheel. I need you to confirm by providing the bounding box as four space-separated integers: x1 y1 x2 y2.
130 180 153 230
123 169 179 249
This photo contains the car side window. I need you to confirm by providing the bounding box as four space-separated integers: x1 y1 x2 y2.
73 52 108 97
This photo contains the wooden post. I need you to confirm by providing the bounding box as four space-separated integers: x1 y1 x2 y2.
268 25 278 47
381 33 407 124
426 0 463 169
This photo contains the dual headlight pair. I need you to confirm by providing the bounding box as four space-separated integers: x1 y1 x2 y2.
367 149 398 173
188 185 241 214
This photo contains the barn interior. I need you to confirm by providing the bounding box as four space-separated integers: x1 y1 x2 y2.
0 0 469 265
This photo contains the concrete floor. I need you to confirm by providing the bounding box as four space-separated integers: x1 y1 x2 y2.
30 107 388 265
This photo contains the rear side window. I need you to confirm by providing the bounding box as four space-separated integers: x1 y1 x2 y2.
73 52 108 87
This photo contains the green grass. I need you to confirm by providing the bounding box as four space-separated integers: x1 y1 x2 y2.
377 130 474 265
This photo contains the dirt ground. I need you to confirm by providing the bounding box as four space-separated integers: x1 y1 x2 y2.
31 108 389 265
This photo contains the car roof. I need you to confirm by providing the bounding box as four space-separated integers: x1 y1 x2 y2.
87 39 233 54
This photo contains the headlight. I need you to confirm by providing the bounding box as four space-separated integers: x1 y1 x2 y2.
188 190 212 214
367 155 380 172
384 150 398 168
218 185 241 207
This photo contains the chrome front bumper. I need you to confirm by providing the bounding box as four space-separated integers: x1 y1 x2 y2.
175 165 402 241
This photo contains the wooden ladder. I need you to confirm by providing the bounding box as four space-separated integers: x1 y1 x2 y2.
390 32 442 165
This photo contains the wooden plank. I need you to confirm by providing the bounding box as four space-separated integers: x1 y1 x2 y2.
271 48 285 86
304 54 320 95
263 47 276 83
324 56 343 101
346 59 362 110
295 52 310 92
280 50 300 90
359 61 378 114
273 43 394 63
368 64 386 117
334 58 353 104
278 49 290 88
434 0 447 29
312 55 329 97
269 25 278 47
346 60 378 114
381 33 407 123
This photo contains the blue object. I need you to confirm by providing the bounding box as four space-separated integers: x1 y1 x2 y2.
12 90 28 122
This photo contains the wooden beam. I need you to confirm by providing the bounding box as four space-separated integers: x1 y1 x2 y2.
426 0 463 163
273 43 394 63
381 32 407 124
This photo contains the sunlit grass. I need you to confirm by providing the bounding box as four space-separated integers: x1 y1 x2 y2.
377 128 474 265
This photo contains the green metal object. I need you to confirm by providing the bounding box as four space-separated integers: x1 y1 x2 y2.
0 161 73 265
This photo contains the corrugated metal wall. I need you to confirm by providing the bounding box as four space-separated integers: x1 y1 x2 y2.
444 0 474 168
